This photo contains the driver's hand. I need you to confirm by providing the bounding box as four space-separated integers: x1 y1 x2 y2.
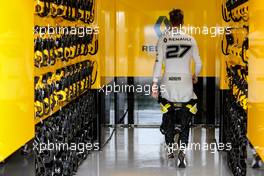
151 83 159 99
192 75 198 84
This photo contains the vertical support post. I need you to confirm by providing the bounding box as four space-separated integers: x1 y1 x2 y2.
127 77 134 125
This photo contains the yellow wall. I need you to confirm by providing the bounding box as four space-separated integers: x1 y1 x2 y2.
97 0 116 86
113 0 221 77
0 1 34 162
248 0 264 160
98 0 223 80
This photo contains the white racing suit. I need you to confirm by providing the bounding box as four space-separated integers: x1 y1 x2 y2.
153 30 202 147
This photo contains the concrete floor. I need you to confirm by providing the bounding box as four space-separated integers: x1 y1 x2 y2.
1 127 264 176
77 127 264 176
0 149 34 176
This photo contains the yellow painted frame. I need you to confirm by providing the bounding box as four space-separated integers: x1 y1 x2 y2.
248 0 264 160
0 1 34 162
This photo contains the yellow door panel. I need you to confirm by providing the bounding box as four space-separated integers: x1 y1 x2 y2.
248 0 264 160
0 1 34 162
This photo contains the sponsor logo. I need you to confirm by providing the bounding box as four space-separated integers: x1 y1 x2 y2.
154 16 171 38
142 16 170 53
169 77 181 81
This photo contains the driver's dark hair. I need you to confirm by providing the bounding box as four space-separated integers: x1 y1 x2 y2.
169 9 184 26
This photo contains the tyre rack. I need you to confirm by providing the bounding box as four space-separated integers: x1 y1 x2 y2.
34 0 98 124
221 0 249 176
34 0 99 175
